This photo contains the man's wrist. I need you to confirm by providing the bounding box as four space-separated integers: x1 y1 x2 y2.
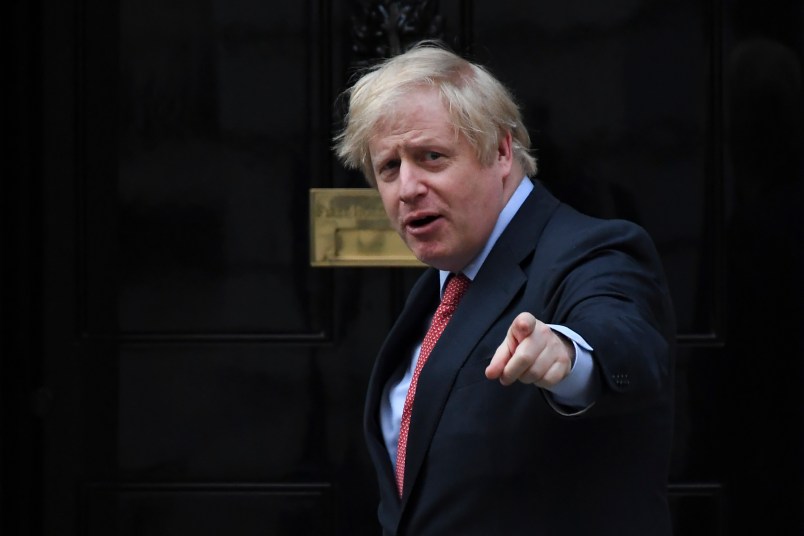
555 331 576 370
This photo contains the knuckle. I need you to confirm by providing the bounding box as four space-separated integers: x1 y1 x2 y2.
533 322 551 338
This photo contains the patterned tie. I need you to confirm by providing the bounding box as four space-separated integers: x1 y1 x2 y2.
395 273 471 497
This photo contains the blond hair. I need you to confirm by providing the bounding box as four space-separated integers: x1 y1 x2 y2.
334 41 537 186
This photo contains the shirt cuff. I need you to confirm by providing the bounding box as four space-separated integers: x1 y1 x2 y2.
544 325 599 411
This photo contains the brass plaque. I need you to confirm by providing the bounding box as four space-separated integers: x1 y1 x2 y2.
309 188 423 267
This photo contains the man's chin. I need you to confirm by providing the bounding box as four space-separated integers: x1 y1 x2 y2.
411 249 461 272
410 249 441 270
405 237 463 271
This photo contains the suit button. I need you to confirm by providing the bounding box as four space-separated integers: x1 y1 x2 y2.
612 373 630 387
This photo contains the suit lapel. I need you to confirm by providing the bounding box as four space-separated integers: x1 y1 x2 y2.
364 269 440 496
399 181 561 505
399 250 526 504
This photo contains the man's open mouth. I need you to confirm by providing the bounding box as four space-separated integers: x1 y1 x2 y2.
410 215 439 228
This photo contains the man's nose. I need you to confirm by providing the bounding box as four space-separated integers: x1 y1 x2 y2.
399 161 427 203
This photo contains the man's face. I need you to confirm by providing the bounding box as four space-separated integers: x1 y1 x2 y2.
368 88 513 272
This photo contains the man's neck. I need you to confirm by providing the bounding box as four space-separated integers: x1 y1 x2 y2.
440 176 533 290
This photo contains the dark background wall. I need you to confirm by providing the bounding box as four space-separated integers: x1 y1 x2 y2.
2 0 802 534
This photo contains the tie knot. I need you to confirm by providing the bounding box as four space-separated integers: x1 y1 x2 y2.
442 273 470 308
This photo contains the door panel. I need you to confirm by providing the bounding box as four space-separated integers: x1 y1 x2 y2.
87 0 330 338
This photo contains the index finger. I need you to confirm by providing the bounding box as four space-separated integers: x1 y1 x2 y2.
485 339 514 380
485 313 537 380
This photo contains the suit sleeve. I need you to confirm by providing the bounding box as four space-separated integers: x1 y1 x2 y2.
541 211 676 414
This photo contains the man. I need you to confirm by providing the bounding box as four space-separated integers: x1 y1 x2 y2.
335 41 675 536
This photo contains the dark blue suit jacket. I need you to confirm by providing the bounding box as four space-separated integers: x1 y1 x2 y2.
364 179 676 535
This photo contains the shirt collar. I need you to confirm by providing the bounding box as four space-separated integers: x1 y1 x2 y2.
439 177 534 294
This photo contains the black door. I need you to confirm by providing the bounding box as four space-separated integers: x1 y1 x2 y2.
3 1 802 535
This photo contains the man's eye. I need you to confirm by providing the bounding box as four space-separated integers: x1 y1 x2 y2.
425 152 442 161
382 159 400 171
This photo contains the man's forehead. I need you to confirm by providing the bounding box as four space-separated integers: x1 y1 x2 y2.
370 93 459 144
369 123 461 155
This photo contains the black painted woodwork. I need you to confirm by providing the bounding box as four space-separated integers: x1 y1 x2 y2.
3 1 802 534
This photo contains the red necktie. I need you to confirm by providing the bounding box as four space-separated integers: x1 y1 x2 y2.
395 273 471 497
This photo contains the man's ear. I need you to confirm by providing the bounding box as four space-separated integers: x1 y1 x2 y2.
496 131 514 175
